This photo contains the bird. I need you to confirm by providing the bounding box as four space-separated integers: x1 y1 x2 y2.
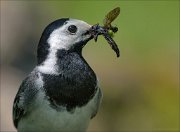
13 18 102 132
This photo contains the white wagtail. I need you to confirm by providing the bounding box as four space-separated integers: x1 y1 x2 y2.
13 18 102 132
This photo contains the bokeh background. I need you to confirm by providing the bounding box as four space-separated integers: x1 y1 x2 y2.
1 1 179 131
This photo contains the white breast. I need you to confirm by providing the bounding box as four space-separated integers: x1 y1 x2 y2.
18 88 101 132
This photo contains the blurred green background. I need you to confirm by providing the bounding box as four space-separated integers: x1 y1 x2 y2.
1 1 179 131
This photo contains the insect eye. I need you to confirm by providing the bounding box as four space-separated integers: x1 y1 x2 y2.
68 25 77 34
112 27 118 33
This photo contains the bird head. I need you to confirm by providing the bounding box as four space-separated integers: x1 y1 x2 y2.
37 18 93 64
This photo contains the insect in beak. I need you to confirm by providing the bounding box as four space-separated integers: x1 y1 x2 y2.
89 7 121 58
89 24 120 57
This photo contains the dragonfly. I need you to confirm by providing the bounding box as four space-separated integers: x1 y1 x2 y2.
90 7 120 57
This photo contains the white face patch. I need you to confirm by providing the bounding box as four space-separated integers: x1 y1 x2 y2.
38 19 92 74
47 19 92 50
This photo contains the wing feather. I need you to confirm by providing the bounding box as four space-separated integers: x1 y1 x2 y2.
13 71 41 128
91 87 103 119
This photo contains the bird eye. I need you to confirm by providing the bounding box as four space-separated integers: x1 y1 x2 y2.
68 25 77 34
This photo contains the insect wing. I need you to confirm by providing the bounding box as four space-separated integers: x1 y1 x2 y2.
103 7 120 27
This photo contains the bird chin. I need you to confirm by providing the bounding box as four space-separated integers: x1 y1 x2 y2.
85 34 93 42
75 30 94 51
82 29 94 41
82 35 94 47
71 35 92 53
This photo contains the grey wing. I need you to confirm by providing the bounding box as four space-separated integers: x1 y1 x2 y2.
13 71 41 128
91 87 103 119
